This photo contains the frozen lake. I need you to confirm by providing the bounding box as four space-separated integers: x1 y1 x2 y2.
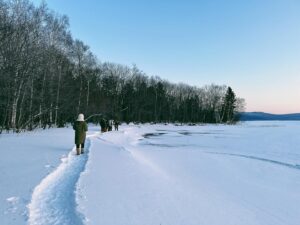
1 121 300 225
78 121 300 225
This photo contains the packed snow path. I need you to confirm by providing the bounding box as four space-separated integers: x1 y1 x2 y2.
27 136 95 225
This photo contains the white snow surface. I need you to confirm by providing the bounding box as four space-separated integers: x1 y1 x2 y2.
77 122 300 225
1 121 300 225
0 127 74 224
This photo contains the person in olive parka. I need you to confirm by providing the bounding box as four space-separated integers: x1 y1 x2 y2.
73 113 88 155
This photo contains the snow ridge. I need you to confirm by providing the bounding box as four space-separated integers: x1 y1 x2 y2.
27 138 92 225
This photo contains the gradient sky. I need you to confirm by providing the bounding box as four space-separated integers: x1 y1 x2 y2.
33 0 300 113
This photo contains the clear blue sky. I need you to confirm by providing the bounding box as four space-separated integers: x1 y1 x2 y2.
33 0 300 113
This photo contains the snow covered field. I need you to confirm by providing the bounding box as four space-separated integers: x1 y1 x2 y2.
1 121 300 225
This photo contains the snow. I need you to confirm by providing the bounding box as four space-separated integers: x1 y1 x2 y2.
1 121 300 225
27 141 90 225
77 122 300 225
0 127 74 224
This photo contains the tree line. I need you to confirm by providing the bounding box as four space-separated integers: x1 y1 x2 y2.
0 0 245 133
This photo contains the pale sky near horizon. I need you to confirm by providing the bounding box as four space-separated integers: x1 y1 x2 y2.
33 0 300 114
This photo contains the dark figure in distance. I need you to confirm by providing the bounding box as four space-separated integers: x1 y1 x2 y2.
73 114 88 155
100 118 107 133
114 120 120 131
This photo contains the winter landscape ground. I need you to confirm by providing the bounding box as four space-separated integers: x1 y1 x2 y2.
1 121 300 225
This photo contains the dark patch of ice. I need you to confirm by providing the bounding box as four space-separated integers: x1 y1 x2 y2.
142 133 166 138
141 142 189 148
178 131 227 136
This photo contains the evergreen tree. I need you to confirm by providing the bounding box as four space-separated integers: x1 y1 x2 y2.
221 87 237 123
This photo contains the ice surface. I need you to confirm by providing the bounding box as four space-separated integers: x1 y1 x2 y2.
1 122 300 225
78 121 300 225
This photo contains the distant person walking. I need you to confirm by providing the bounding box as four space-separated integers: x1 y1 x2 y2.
73 113 88 155
100 118 107 132
114 120 120 131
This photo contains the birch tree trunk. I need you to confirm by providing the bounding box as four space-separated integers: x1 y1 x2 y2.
85 80 90 114
55 65 62 126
